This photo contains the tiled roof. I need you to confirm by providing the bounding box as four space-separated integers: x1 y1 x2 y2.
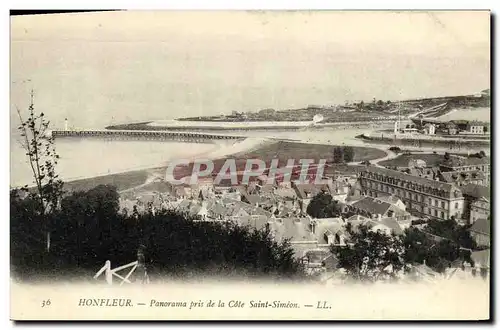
234 215 270 231
352 196 392 216
362 166 457 193
440 171 486 184
293 183 328 199
375 194 403 206
314 220 345 245
346 214 371 223
469 218 490 236
274 187 297 199
177 199 192 210
380 217 404 236
461 183 490 200
408 167 436 180
269 218 316 243
208 202 227 218
174 186 188 196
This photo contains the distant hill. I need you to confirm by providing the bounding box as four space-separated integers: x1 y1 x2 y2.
401 92 490 109
106 89 490 128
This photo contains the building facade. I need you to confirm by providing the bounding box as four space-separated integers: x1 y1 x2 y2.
466 121 488 134
359 167 464 221
439 156 490 184
470 198 490 224
468 217 490 248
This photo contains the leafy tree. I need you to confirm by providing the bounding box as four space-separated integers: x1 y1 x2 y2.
15 91 64 252
402 227 467 273
332 147 344 163
444 152 451 161
306 192 341 218
389 146 401 153
331 225 406 282
424 219 475 249
342 146 355 163
11 185 307 282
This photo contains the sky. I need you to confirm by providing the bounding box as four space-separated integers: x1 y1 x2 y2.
10 10 490 128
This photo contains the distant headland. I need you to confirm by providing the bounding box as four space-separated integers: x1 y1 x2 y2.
105 90 490 131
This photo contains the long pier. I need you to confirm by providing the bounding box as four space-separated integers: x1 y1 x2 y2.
51 129 246 143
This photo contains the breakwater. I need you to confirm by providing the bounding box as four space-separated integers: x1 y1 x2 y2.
51 130 246 143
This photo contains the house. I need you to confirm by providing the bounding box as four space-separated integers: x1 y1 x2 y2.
465 121 487 134
175 199 204 219
240 190 263 207
327 179 350 203
439 156 490 180
269 217 316 243
439 171 486 187
350 196 393 218
359 166 465 221
206 200 232 220
267 217 318 258
345 214 403 236
446 122 458 135
423 123 436 135
302 250 339 274
375 194 407 212
407 166 439 181
468 217 490 248
349 196 411 222
234 215 270 231
274 186 297 200
450 119 469 132
460 183 490 224
196 201 208 220
373 217 404 236
172 186 190 200
311 218 348 246
470 198 490 225
224 199 272 219
292 183 329 212
213 185 233 196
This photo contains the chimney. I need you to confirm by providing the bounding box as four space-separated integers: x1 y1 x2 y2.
377 214 382 222
310 220 316 234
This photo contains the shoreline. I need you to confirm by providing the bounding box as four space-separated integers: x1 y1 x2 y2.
14 140 386 194
12 137 277 193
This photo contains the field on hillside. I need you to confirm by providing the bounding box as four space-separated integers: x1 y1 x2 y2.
232 141 386 163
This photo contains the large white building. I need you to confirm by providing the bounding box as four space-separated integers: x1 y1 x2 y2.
359 166 465 221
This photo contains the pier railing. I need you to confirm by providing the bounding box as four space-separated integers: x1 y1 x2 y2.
51 129 245 142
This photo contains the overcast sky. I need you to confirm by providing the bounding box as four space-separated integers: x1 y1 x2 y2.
10 11 490 124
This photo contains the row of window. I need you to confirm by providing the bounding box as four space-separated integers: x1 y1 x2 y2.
424 207 446 219
362 174 448 197
364 181 461 210
444 165 489 172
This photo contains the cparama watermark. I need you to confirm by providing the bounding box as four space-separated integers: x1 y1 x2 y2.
165 158 331 185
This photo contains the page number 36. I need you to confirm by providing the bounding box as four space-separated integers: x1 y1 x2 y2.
41 299 51 307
